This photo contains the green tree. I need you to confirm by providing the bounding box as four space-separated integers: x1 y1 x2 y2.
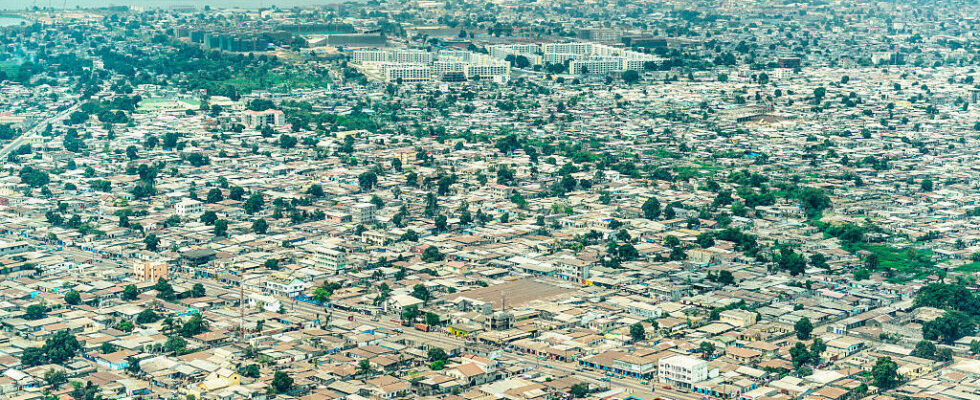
920 178 934 192
136 309 160 324
715 270 735 286
871 356 900 389
914 283 980 315
144 233 160 251
229 186 245 201
115 320 135 332
795 317 813 340
809 253 829 270
202 211 219 225
796 187 831 218
155 278 176 301
425 312 440 326
401 305 419 323
428 347 449 362
570 383 590 398
241 364 260 378
252 218 269 234
312 287 332 303
922 310 974 344
912 340 936 359
699 341 716 360
100 342 117 354
357 359 374 375
777 248 807 276
214 219 228 236
21 347 46 366
421 246 444 262
358 171 377 191
44 368 67 388
64 290 82 305
121 284 139 301
206 188 223 203
191 283 206 297
622 70 640 84
810 338 826 363
164 335 187 354
244 192 264 214
641 197 661 219
629 323 645 343
790 342 811 368
697 232 715 248
271 371 294 394
854 269 871 280
411 284 431 304
813 87 827 103
180 314 209 337
307 184 325 197
42 330 81 364
24 303 48 320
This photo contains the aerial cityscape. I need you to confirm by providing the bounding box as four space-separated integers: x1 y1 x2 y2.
0 1 979 400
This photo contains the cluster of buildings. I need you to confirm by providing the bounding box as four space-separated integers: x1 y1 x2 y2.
352 48 512 83
0 0 979 400
489 42 664 74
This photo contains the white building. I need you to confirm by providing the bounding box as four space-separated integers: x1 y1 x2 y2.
175 198 203 217
719 309 758 328
381 64 431 82
265 272 308 298
314 246 347 273
248 293 282 313
488 44 543 66
464 64 511 82
241 109 285 128
542 42 662 74
543 42 595 55
659 355 708 389
351 203 376 224
386 49 433 64
627 302 663 319
351 49 388 63
569 57 625 74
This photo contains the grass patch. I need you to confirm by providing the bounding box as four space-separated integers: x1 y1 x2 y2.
955 262 980 273
845 242 937 282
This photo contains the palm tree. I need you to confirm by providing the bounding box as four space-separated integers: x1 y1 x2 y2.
357 359 374 376
161 317 180 335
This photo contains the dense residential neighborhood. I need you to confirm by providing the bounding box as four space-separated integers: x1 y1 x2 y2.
0 1 979 400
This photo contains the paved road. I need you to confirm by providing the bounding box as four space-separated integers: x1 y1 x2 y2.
0 103 80 158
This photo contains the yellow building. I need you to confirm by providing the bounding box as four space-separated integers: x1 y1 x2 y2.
133 260 168 282
394 148 417 165
194 368 241 395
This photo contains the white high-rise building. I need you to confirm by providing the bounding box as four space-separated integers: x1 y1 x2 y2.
658 355 708 390
381 64 432 82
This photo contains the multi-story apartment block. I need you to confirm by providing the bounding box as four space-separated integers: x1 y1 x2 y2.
241 109 285 128
133 260 168 282
659 355 708 389
381 64 431 82
175 198 203 216
314 246 347 273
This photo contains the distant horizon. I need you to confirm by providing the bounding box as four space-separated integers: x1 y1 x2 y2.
2 0 357 11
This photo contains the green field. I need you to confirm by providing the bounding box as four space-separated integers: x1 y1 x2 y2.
954 261 980 273
845 242 938 282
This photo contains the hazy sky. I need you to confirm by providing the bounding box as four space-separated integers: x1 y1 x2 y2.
4 0 350 10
